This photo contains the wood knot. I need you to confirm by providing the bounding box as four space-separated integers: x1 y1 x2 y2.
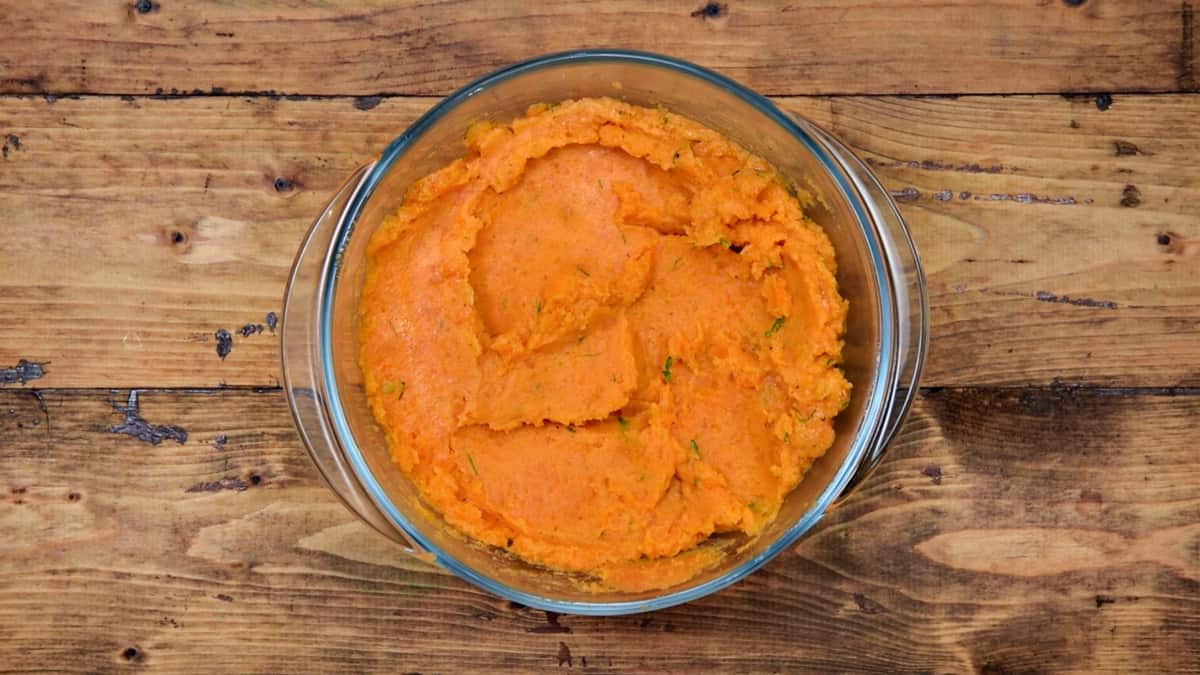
691 2 726 19
133 0 158 14
273 176 295 192
159 224 194 252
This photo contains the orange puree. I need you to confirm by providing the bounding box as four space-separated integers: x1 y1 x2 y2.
358 97 850 590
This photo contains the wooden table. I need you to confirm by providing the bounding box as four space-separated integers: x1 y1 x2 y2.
2 2 1197 671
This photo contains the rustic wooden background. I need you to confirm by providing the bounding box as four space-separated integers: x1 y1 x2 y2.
2 1 1198 672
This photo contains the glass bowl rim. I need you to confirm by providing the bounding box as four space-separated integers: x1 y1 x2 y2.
315 48 898 615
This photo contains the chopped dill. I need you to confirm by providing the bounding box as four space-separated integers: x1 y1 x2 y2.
764 317 786 337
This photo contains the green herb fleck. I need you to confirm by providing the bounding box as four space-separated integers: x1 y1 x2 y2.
747 501 760 513
661 355 674 383
782 432 791 446
672 256 684 271
381 381 406 400
732 168 742 177
764 317 786 337
638 470 648 482
672 149 681 165
689 439 701 458
534 300 542 316
597 178 604 190
718 237 731 249
662 113 670 125
693 477 700 487
381 382 395 394
824 357 837 367
617 415 629 430
466 452 479 476
576 265 590 277
566 425 576 433
619 230 628 245
795 409 814 423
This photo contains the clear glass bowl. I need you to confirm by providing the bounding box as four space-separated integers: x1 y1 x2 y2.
281 50 928 615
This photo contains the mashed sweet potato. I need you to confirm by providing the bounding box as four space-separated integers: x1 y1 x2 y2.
358 97 850 590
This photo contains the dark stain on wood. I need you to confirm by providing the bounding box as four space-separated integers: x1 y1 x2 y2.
1033 290 1118 309
974 192 1078 205
1 134 19 160
354 95 382 111
133 0 158 14
1120 184 1142 207
186 476 248 493
556 641 573 668
215 593 234 602
921 465 943 484
215 329 232 359
529 610 571 634
1063 0 1087 6
266 311 278 332
273 176 294 192
1095 93 1113 110
30 390 49 431
852 592 887 613
891 187 921 202
869 157 1012 174
1 75 45 92
1095 594 1116 607
239 323 264 338
107 390 188 445
690 2 727 19
0 360 47 386
1114 140 1150 156
1181 2 1196 90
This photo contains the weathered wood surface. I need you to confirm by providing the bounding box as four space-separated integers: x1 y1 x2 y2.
1 387 1196 672
1 94 1197 389
0 0 1194 97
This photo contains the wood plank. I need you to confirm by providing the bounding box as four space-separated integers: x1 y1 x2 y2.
0 387 1196 671
2 94 1197 388
0 0 1194 97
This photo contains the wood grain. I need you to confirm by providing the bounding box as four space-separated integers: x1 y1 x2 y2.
1 94 1197 388
0 386 1196 672
0 0 1194 97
